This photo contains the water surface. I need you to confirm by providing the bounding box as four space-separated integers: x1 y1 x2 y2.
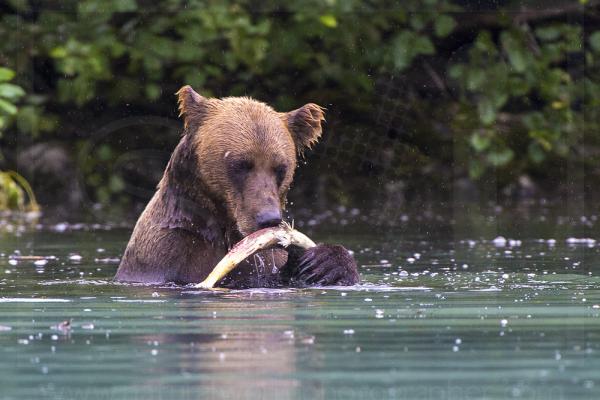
1 207 599 399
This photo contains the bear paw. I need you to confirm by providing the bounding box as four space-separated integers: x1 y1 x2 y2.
293 244 359 286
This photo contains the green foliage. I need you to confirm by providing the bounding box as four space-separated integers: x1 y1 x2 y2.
0 0 598 204
450 19 599 180
0 170 39 212
0 67 25 140
80 143 127 205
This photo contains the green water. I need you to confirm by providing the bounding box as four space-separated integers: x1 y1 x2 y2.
1 209 600 400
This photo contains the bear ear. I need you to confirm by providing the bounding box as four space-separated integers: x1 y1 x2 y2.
284 103 325 153
176 85 209 131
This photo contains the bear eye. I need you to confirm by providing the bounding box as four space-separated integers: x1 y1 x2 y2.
228 159 254 189
233 159 254 173
274 164 287 186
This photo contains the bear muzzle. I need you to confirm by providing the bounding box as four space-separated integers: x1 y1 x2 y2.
255 209 282 230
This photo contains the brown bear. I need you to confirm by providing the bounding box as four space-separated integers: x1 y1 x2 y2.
114 86 359 287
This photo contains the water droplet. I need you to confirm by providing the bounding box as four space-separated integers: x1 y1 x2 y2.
493 236 507 247
283 330 294 339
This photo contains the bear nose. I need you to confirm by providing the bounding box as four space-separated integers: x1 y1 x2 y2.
256 210 282 229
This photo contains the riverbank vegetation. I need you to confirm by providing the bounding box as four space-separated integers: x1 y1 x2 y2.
1 1 599 214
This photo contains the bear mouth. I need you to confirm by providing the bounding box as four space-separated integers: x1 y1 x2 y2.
237 222 282 240
235 213 284 239
234 224 256 240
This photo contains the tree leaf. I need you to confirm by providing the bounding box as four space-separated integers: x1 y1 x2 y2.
319 15 338 28
470 133 491 152
487 148 514 166
16 105 40 137
501 31 528 73
434 15 456 38
50 46 67 58
529 130 553 150
114 0 138 12
0 98 18 115
448 65 463 80
392 31 433 70
414 35 435 55
528 142 546 163
410 14 425 31
109 175 125 192
467 69 485 90
477 97 496 125
145 83 161 100
469 159 485 179
0 68 15 82
491 91 508 108
392 31 414 71
0 83 25 100
535 26 560 41
97 144 112 161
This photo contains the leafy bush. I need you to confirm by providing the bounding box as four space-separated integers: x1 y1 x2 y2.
450 23 600 179
0 0 598 206
0 67 25 153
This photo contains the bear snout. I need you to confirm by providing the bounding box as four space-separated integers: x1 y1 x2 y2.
256 209 282 229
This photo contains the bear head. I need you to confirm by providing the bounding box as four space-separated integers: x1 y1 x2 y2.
175 85 325 237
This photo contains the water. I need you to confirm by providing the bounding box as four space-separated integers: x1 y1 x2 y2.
1 207 600 399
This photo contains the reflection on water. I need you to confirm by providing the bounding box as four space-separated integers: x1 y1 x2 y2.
1 206 600 399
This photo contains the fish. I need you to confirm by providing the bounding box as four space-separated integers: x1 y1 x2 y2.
195 222 316 289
